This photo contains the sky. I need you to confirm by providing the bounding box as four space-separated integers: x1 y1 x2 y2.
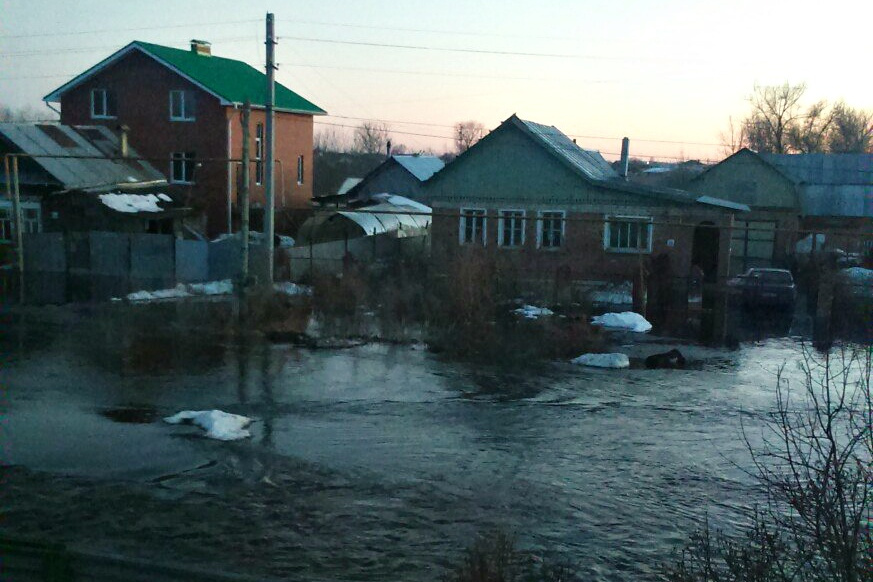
2 0 871 161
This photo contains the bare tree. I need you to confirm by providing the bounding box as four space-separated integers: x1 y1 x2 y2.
454 121 485 154
743 83 808 154
314 126 349 153
353 121 391 155
787 100 833 153
719 115 747 156
828 102 873 154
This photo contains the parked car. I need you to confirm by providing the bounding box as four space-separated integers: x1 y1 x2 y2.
727 268 797 310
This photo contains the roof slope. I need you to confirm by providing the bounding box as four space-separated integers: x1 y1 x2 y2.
759 152 873 186
0 122 165 191
45 41 325 115
392 155 445 181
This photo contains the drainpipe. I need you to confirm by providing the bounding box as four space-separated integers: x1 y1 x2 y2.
620 137 630 180
117 124 130 158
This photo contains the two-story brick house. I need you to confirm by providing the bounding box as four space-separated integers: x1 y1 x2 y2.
44 40 326 236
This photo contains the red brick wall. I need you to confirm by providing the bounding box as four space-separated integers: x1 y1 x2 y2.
60 48 316 237
432 207 730 285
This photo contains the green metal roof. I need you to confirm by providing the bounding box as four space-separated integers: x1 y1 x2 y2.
45 41 325 115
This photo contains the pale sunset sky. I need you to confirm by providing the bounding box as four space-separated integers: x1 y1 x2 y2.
1 0 870 161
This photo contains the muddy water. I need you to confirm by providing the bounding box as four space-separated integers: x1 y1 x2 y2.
0 308 829 581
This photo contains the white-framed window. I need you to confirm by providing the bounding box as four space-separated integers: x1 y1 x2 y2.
170 152 196 184
537 210 565 249
297 155 305 185
459 208 486 245
169 90 196 121
255 123 264 185
604 215 653 253
0 201 41 242
498 209 525 247
90 88 117 119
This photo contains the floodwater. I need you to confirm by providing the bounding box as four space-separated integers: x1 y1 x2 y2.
0 305 845 581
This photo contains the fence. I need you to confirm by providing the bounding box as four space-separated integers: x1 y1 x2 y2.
7 232 252 304
0 535 278 582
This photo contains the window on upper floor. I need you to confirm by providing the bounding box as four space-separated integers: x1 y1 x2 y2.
170 152 196 184
169 90 196 121
297 155 304 185
459 208 487 245
255 124 264 185
537 210 566 249
91 88 117 119
498 209 525 247
604 216 653 253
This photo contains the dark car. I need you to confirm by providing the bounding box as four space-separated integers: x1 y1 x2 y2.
727 268 797 310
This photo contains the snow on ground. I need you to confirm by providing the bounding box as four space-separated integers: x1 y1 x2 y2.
98 193 169 214
121 280 313 302
570 353 630 369
513 305 554 319
589 281 633 306
591 311 652 333
163 410 253 441
274 282 313 297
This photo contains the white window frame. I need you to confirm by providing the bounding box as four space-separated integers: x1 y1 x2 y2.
537 210 566 249
170 152 196 184
169 90 196 121
254 124 264 185
497 209 526 248
0 200 41 242
459 207 487 245
603 215 653 253
90 88 116 119
297 155 305 185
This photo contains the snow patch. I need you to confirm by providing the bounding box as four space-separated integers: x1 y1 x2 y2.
274 281 313 296
570 353 630 369
164 410 253 441
591 311 652 333
188 280 234 296
122 280 311 302
795 233 826 254
98 193 169 214
513 305 554 319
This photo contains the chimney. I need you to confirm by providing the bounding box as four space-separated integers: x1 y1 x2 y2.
190 39 211 56
386 139 392 157
117 124 130 158
619 137 630 179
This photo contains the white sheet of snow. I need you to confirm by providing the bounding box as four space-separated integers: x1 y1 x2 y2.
570 353 630 369
164 410 253 441
98 193 168 214
513 304 554 319
591 311 652 333
841 267 873 282
188 280 234 296
274 281 313 296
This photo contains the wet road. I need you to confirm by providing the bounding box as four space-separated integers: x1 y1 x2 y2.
0 308 825 580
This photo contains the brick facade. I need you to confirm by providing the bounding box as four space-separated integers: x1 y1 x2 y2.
58 49 315 236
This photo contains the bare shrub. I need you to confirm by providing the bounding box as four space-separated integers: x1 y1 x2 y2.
445 531 577 582
665 345 872 581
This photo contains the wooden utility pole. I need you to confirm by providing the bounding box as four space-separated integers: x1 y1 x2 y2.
240 101 252 292
263 12 276 283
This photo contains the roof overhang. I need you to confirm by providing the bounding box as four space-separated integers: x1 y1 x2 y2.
44 42 232 106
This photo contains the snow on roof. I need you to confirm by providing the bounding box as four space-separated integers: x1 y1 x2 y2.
98 192 174 214
392 155 445 181
337 177 363 195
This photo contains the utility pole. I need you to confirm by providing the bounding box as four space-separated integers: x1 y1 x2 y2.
263 11 276 283
239 101 251 298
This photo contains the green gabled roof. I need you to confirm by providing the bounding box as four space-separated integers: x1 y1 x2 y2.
45 41 325 115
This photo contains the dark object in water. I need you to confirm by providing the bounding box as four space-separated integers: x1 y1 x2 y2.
645 349 686 369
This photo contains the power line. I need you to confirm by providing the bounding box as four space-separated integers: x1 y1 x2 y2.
279 35 702 62
0 36 258 58
0 19 260 39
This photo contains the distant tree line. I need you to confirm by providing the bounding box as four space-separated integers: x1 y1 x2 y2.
722 83 873 155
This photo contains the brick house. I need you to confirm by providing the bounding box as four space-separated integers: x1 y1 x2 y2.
44 40 326 237
691 148 872 272
427 115 748 309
